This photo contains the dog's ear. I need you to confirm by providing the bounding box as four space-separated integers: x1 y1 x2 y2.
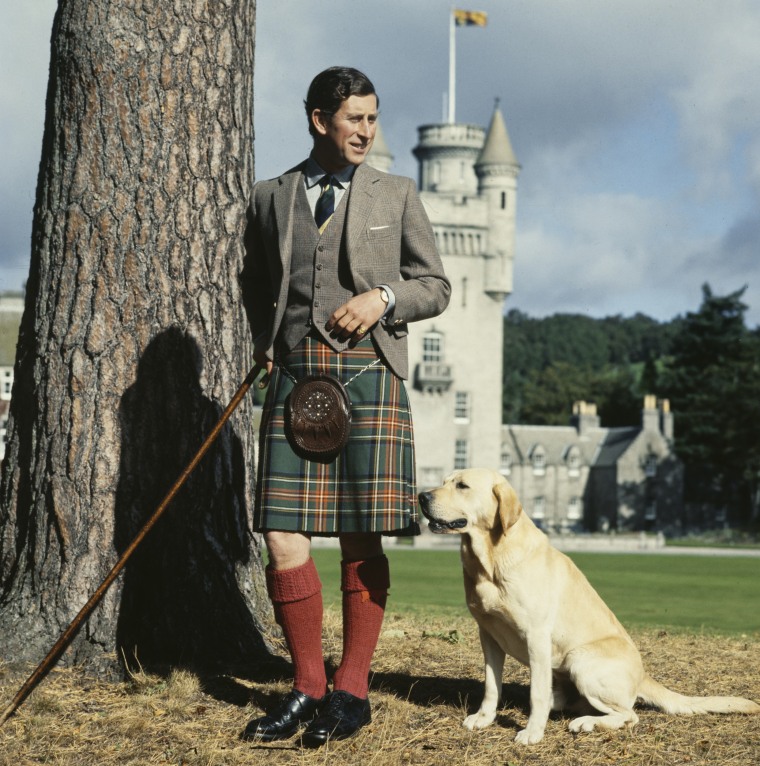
493 479 522 532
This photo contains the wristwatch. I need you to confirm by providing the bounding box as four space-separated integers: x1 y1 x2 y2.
379 287 389 305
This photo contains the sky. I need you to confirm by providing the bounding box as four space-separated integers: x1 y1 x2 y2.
3 1 760 327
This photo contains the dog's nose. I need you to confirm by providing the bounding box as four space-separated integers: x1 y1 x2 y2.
418 491 432 508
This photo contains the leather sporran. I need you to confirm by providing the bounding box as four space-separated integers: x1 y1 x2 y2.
285 374 352 462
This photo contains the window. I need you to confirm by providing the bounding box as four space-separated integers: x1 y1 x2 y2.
422 332 444 363
501 191 507 210
530 445 546 476
454 439 468 470
499 447 512 477
645 502 657 521
567 496 583 521
454 391 470 422
565 446 581 478
644 454 657 478
461 276 468 307
532 496 546 519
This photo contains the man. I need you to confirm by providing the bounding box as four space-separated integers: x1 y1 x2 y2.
241 67 450 747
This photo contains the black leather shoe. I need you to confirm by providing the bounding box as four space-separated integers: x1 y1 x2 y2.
241 689 324 742
301 690 371 747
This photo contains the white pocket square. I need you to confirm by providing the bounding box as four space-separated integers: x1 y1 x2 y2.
369 225 390 231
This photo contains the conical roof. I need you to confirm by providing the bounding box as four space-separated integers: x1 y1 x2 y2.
367 120 393 169
476 102 518 167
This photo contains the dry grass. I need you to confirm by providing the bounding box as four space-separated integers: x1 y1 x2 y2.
1 610 759 766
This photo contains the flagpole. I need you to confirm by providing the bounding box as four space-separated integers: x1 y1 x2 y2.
448 9 455 123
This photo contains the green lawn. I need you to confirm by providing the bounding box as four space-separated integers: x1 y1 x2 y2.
311 548 760 636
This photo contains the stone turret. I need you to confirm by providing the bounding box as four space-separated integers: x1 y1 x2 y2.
413 123 485 196
475 103 521 298
366 120 393 173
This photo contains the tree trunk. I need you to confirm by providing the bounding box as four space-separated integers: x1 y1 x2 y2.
0 0 272 674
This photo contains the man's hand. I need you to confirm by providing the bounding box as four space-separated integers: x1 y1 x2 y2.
253 343 273 387
325 288 387 342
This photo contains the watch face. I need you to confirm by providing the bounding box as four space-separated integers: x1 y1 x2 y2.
380 288 389 303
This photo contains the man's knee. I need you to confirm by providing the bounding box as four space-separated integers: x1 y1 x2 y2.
264 530 312 570
339 533 383 562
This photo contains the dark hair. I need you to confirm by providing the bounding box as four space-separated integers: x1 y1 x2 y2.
304 66 378 137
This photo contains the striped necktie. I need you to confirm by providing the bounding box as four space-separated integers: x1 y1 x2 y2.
314 175 336 233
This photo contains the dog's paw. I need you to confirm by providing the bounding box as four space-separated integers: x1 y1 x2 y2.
514 726 545 745
463 710 496 730
568 715 598 733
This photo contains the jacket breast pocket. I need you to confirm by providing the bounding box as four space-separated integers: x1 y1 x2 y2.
365 223 399 242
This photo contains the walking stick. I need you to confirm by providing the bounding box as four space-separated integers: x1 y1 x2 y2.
0 363 265 726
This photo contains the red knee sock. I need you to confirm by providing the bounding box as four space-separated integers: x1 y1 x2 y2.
332 555 390 699
266 558 328 700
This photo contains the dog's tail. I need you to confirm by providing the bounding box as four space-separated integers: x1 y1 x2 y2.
638 675 760 715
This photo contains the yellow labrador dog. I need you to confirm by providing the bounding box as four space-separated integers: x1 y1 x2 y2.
418 469 760 745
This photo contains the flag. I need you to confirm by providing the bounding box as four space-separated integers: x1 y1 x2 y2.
454 9 488 27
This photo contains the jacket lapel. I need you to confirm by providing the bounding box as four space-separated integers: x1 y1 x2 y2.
345 163 380 262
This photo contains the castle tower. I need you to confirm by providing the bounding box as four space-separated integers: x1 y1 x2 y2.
475 103 521 297
412 123 484 196
366 120 394 173
404 104 520 490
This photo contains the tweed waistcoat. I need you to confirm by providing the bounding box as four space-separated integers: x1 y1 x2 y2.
277 179 354 353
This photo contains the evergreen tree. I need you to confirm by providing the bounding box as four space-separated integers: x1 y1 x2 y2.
661 284 760 526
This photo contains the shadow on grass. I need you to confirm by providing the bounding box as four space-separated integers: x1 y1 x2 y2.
195 661 532 723
371 671 530 714
196 653 292 708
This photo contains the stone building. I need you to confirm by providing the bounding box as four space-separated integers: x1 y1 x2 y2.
369 104 521 490
0 292 24 460
502 397 684 533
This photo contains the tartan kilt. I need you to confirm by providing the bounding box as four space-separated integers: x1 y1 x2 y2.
253 333 419 536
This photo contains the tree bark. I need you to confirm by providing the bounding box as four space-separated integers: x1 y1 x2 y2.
0 0 271 674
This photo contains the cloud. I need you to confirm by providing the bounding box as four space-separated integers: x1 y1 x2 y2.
3 0 760 327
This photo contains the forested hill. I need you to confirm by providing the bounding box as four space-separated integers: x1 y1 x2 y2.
502 309 680 427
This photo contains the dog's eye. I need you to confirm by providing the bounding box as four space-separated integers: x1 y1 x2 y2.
456 481 469 490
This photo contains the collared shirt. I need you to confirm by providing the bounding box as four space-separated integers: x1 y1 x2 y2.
303 156 356 216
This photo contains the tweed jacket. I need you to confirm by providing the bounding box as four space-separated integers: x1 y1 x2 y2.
242 161 451 379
